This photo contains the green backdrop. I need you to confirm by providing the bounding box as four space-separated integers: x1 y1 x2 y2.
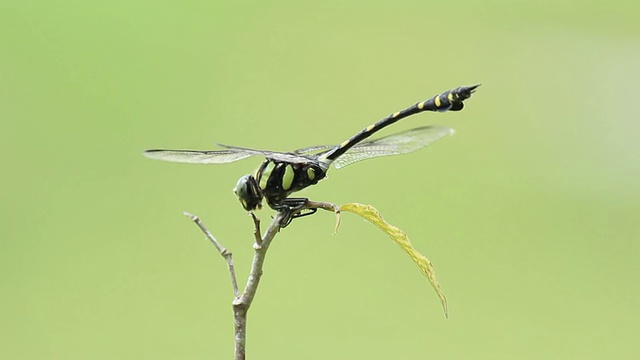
2 1 639 359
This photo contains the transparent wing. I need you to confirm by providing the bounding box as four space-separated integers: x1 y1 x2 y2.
217 144 318 164
292 144 334 155
144 144 317 165
143 148 258 164
329 125 454 169
144 125 452 166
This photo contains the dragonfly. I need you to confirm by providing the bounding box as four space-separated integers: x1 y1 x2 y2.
144 84 479 226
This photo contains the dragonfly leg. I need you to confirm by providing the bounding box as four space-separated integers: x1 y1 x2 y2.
273 198 316 227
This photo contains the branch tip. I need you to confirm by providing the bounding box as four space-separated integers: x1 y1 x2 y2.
183 211 198 221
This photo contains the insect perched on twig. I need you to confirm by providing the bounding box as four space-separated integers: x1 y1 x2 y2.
144 84 479 226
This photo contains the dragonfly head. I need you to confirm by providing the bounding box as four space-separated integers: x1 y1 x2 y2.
233 174 263 211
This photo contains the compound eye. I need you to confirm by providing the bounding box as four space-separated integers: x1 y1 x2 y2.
233 175 263 211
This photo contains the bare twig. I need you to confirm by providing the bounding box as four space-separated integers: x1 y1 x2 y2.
303 200 341 234
232 211 286 360
183 212 239 298
186 201 339 359
249 212 262 248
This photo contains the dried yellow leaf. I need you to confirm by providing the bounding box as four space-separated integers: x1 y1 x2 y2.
340 202 448 317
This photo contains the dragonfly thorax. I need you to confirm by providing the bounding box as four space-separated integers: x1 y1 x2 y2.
232 159 328 212
250 159 327 211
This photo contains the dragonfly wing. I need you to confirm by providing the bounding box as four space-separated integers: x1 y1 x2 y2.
331 125 454 169
292 144 334 155
143 148 257 164
144 125 451 166
218 144 319 164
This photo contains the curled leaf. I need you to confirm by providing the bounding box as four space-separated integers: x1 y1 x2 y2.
339 202 448 317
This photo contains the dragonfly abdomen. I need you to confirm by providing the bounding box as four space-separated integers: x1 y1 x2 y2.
320 84 479 162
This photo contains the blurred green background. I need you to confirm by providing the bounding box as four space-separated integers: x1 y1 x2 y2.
2 0 639 359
